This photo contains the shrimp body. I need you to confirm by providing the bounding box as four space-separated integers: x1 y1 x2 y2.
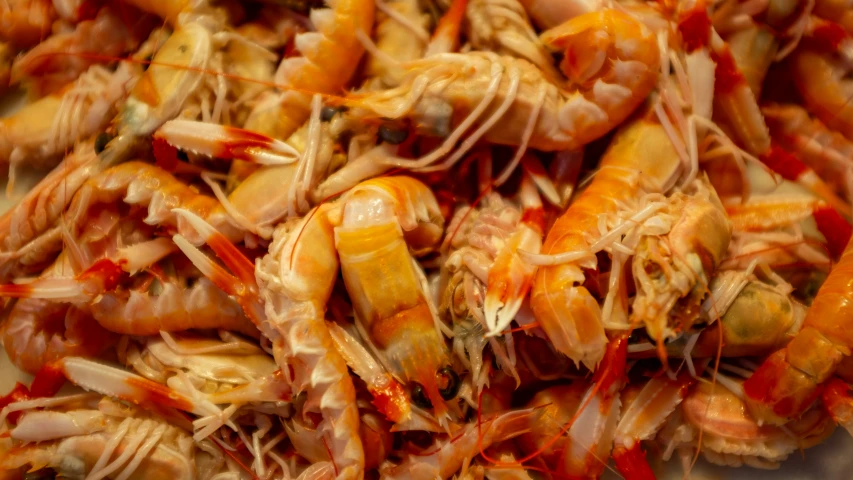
1 398 197 480
0 0 55 50
631 275 807 359
790 44 853 143
743 234 853 425
530 117 682 368
244 0 375 139
99 22 213 165
255 204 364 479
0 142 100 280
440 173 543 390
11 5 155 96
66 161 246 246
822 378 853 437
380 409 535 480
0 42 11 96
0 62 136 171
1 257 117 375
2 299 116 376
363 0 428 89
814 0 853 34
350 9 659 152
764 103 853 204
90 278 257 337
631 179 732 348
332 177 455 417
466 0 559 78
668 379 836 469
611 372 695 479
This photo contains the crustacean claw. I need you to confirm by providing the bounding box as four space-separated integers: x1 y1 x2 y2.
171 208 267 329
154 119 301 166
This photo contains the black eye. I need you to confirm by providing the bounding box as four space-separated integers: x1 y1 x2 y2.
378 124 409 145
437 367 460 400
94 132 114 154
321 106 346 122
410 382 433 409
24 469 57 480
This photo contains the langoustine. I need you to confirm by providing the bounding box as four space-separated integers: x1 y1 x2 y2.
3 0 853 478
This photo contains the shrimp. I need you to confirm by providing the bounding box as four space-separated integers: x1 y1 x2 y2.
223 0 376 220
790 35 853 142
0 61 137 179
813 0 853 34
379 409 536 480
630 178 732 352
465 0 560 79
61 161 247 246
89 276 259 338
332 177 458 420
517 0 606 30
1 252 118 375
515 337 628 477
0 234 259 339
516 383 588 467
159 96 337 237
0 42 11 96
611 371 696 479
347 9 660 162
440 168 544 391
630 273 808 359
327 322 423 428
743 232 853 425
174 206 365 478
242 0 375 140
822 377 853 436
676 2 852 217
1 395 198 479
362 0 429 89
119 331 279 393
763 102 853 204
529 115 683 369
663 376 836 470
97 21 217 165
10 4 156 96
719 168 852 273
21 356 291 480
116 331 297 470
0 0 55 50
0 140 100 280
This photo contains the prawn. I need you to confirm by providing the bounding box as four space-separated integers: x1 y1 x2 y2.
0 0 55 50
0 61 137 183
173 205 365 478
0 140 100 280
1 252 117 375
465 0 560 79
665 375 836 470
528 115 683 368
763 102 853 204
440 160 545 391
2 398 198 480
379 409 536 479
242 0 375 140
10 3 156 96
743 232 853 425
346 9 660 167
